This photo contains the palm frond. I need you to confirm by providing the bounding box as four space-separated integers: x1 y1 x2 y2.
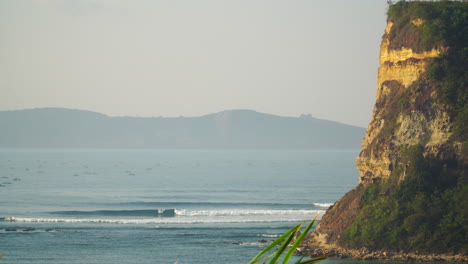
247 217 327 264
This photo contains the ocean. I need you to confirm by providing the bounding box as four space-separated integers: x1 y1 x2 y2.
0 149 397 264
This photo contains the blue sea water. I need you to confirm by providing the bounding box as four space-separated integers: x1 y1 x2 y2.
0 149 400 264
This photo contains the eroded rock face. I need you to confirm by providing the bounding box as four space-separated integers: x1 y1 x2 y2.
307 186 364 245
355 20 456 186
303 2 467 260
377 22 442 89
307 18 463 250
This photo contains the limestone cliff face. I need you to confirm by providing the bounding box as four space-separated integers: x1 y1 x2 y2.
305 2 467 259
356 20 456 186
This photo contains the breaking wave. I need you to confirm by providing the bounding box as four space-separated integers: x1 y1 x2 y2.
312 203 334 208
2 208 323 225
175 209 319 216
49 209 176 217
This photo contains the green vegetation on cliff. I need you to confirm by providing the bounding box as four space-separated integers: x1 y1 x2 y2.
387 1 466 52
387 0 468 141
341 1 467 254
343 145 467 253
369 1 467 153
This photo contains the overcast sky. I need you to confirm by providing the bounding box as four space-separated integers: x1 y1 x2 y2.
0 0 388 127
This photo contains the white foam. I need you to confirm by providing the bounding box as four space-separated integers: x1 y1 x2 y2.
0 229 61 233
237 242 265 247
257 234 279 238
313 203 334 208
4 212 323 225
3 208 325 225
175 209 319 217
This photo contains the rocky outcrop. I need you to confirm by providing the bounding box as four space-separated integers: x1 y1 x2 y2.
300 246 468 263
377 22 442 89
355 19 455 186
302 2 467 261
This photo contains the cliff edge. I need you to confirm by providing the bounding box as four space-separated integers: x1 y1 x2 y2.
303 2 467 262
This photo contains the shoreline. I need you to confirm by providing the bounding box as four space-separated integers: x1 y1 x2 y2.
299 245 468 262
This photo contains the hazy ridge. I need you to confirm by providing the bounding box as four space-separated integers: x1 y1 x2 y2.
0 108 364 149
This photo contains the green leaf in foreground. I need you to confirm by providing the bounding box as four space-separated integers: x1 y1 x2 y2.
282 217 316 263
247 224 299 264
247 217 327 264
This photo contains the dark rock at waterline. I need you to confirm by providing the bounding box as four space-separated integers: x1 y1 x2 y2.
258 239 268 243
5 228 17 231
300 246 468 262
23 227 35 232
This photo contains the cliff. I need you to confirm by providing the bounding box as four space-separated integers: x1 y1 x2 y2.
303 2 467 262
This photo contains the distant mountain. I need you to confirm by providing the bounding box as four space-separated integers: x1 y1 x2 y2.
0 108 364 149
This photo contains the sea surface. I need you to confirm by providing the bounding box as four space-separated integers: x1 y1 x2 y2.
0 149 401 264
